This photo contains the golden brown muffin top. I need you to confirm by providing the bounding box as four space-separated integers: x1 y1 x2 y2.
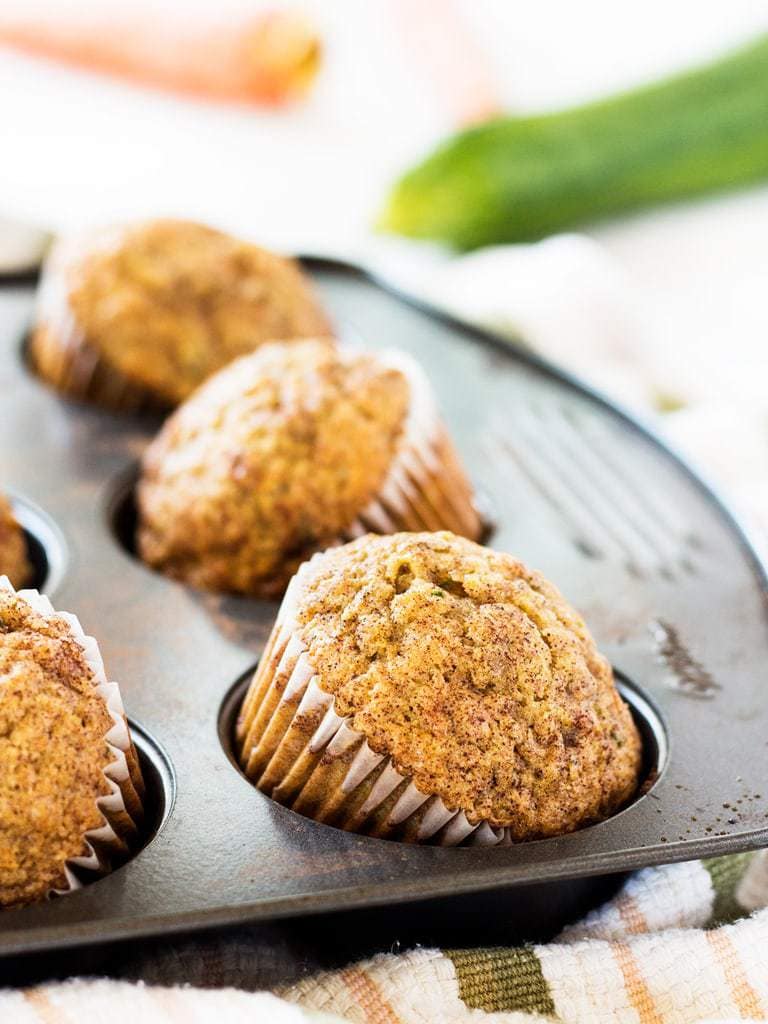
41 219 332 405
138 340 410 596
0 495 30 590
293 532 641 837
0 589 117 907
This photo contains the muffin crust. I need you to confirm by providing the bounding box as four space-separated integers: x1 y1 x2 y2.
138 340 410 595
32 219 332 406
293 532 641 838
0 589 120 907
0 495 30 589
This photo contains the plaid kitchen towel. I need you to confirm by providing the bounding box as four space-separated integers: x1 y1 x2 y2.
3 849 766 1022
281 851 768 1022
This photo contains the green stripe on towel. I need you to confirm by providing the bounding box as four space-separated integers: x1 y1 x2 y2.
704 852 755 927
446 946 556 1015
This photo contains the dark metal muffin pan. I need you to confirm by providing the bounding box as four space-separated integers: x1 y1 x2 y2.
1 257 767 958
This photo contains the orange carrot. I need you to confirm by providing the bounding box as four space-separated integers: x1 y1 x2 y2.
0 10 321 107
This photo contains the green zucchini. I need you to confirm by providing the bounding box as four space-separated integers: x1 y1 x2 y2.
379 35 768 249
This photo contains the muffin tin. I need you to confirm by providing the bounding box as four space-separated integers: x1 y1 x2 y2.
1 257 767 958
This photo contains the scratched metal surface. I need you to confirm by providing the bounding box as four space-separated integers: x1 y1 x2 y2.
1 257 767 957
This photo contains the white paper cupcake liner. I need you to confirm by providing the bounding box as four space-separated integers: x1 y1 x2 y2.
343 350 483 542
236 562 507 847
0 576 145 898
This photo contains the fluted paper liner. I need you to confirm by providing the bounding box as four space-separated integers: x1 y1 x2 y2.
0 576 145 898
29 229 166 411
343 350 482 543
236 561 506 847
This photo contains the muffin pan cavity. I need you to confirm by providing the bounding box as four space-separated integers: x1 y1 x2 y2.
218 668 667 846
610 676 667 809
106 465 141 560
7 494 68 594
218 671 257 780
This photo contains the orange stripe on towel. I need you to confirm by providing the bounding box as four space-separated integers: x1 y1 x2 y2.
612 942 663 1024
340 966 403 1024
707 929 764 1018
23 989 70 1024
616 893 650 935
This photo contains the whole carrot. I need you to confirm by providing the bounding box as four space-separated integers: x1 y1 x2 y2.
0 10 321 107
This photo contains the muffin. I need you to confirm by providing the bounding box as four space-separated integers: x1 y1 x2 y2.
236 532 641 845
137 340 482 597
0 494 30 589
0 578 145 907
29 219 332 410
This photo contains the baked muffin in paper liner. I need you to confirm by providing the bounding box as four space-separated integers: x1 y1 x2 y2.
0 577 144 908
236 536 641 846
138 341 482 597
237 602 501 846
28 219 333 411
